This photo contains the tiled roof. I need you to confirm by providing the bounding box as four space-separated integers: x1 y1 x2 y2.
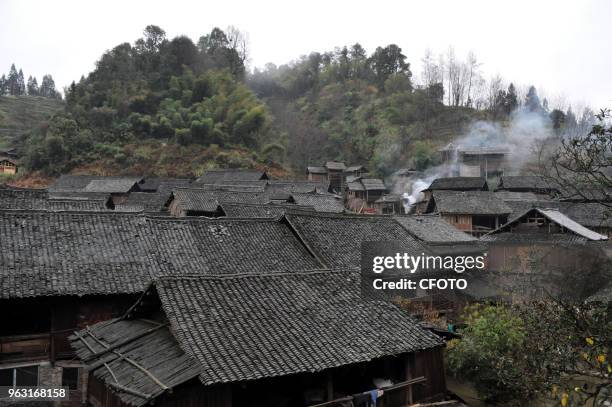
347 181 364 191
49 175 144 193
394 215 477 243
307 166 327 174
190 181 267 193
0 188 48 210
480 232 588 245
139 178 192 192
220 202 315 218
155 270 443 385
115 192 172 213
430 191 511 215
345 165 365 172
325 161 346 171
84 178 141 194
0 188 110 211
196 168 267 183
0 211 155 299
284 212 428 268
426 177 488 191
494 191 549 201
267 180 329 194
171 188 274 213
290 193 344 213
497 176 558 191
71 270 443 403
0 212 324 299
148 217 322 274
360 178 386 191
46 199 109 212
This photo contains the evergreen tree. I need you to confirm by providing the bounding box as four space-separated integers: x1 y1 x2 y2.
27 76 39 96
0 75 6 95
524 85 542 113
7 64 19 95
502 83 518 115
17 69 26 95
40 74 58 98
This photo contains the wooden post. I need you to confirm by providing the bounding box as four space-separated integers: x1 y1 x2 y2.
405 354 414 405
326 371 333 401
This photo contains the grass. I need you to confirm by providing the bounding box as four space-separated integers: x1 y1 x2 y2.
0 95 63 148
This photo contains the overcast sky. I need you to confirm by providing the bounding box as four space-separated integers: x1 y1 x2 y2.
1 0 611 110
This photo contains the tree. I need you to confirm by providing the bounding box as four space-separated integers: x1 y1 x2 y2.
543 109 612 205
40 74 58 98
16 69 26 95
6 64 19 95
504 83 518 114
0 75 6 95
524 85 543 113
369 44 411 89
27 76 39 96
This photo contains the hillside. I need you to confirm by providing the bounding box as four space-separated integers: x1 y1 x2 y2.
0 95 63 149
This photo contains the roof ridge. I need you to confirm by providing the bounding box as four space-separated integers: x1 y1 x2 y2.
154 268 357 282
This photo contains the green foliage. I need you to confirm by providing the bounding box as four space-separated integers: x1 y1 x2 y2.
248 43 483 176
23 26 271 174
446 304 532 404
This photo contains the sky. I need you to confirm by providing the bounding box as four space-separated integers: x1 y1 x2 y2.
1 0 611 110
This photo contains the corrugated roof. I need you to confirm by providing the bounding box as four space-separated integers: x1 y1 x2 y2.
485 207 608 241
539 208 608 241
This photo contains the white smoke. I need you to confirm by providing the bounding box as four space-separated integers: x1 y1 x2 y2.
397 109 555 212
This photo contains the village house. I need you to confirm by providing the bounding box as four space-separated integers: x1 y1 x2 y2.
0 148 19 175
373 194 405 215
481 207 609 301
71 270 446 407
424 190 511 236
346 177 387 213
496 175 559 195
439 144 508 178
306 162 367 194
48 175 145 206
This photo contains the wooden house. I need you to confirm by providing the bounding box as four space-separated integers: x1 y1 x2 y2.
424 190 511 236
481 207 609 301
0 148 19 174
346 178 387 213
373 194 405 215
440 144 508 178
421 177 488 204
0 211 154 405
71 271 446 407
48 175 145 206
306 166 328 183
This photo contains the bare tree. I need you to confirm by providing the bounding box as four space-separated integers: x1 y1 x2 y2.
225 25 250 67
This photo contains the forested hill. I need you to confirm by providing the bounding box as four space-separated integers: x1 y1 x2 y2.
17 25 582 179
248 47 506 175
22 26 284 177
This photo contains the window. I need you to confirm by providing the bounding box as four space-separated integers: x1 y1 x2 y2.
62 367 79 390
0 365 39 387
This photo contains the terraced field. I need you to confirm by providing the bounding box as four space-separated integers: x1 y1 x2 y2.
0 95 63 149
